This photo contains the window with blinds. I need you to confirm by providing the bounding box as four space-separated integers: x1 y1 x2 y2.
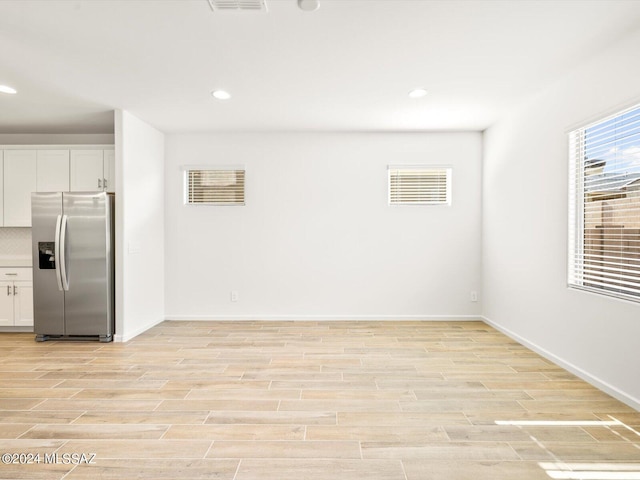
184 168 245 205
568 104 640 301
388 166 452 205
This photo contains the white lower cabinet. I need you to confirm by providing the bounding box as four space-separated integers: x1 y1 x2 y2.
0 269 33 328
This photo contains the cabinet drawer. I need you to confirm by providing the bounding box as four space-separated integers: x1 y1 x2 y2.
0 268 32 282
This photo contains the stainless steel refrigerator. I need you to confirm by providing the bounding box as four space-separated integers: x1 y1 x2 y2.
31 192 115 342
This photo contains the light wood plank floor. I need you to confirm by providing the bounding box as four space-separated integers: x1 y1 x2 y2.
0 321 638 479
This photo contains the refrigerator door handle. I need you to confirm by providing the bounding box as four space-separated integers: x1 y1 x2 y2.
59 214 70 291
54 215 64 292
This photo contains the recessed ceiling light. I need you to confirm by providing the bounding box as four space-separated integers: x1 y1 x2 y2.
211 90 231 100
0 85 17 95
298 0 320 11
409 88 428 98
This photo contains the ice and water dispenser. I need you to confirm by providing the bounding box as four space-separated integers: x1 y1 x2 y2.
38 242 56 270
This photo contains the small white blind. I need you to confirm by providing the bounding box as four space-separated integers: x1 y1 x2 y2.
208 0 267 11
185 169 245 205
389 166 451 205
568 104 640 301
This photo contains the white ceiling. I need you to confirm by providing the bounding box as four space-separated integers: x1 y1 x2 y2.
1 0 640 134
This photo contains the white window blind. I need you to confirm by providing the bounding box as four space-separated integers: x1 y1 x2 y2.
184 168 245 205
568 104 640 301
388 166 451 205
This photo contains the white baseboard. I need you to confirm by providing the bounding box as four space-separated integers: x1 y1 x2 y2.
114 317 165 343
164 314 484 322
481 315 640 412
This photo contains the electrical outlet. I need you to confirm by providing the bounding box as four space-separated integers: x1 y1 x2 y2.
470 291 478 302
231 291 239 302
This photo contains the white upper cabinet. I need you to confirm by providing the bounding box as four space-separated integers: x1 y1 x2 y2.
70 149 114 192
70 149 104 191
103 149 115 193
4 150 37 227
37 149 70 192
0 146 114 228
0 151 3 226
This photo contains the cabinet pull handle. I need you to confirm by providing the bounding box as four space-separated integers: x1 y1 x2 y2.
98 178 102 189
4 273 17 276
13 285 16 296
6 286 9 296
103 178 108 189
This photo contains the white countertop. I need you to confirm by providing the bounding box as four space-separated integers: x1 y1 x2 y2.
0 256 32 268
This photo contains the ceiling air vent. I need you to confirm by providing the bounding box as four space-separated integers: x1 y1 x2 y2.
207 0 268 12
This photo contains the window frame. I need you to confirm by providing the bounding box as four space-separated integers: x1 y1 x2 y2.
567 103 640 303
182 165 246 206
388 165 452 206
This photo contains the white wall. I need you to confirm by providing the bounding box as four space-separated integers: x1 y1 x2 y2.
165 132 482 320
482 28 640 408
114 110 165 341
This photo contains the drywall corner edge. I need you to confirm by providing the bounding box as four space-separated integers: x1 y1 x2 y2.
114 316 164 343
114 109 125 342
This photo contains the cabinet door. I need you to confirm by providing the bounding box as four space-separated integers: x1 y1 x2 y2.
70 150 103 191
103 150 115 193
4 150 37 227
13 282 33 327
0 151 3 226
37 150 70 192
0 282 14 326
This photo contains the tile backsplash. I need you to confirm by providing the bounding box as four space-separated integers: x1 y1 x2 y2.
0 228 32 256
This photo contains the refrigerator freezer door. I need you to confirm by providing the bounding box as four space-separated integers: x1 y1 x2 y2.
62 192 113 337
59 214 70 291
54 215 63 291
31 192 65 336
